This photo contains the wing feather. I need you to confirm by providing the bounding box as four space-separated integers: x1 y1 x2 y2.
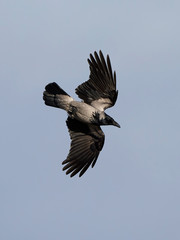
62 117 105 177
76 50 118 111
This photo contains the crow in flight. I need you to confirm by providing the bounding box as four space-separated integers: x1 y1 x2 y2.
43 50 120 177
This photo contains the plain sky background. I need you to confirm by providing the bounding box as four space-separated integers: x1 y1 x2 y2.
1 0 180 239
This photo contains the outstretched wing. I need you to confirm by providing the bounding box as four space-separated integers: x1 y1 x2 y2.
62 117 105 177
75 50 118 111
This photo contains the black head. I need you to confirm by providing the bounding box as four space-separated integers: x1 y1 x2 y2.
101 114 120 128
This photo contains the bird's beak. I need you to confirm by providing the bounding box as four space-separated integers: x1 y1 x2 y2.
113 120 121 128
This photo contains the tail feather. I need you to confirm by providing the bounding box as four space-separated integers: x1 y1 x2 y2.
43 82 73 110
45 82 69 96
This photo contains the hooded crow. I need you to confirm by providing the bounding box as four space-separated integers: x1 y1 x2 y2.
43 50 120 177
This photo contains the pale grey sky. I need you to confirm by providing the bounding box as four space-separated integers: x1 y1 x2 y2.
1 1 180 239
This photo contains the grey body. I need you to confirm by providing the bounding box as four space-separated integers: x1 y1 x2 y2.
43 50 120 177
69 101 106 125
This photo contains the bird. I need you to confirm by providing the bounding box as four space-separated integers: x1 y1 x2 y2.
43 50 120 177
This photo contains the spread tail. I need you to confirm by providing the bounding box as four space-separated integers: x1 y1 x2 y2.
43 82 73 110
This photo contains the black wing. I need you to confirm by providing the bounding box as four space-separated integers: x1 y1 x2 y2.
75 50 118 111
62 117 105 177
